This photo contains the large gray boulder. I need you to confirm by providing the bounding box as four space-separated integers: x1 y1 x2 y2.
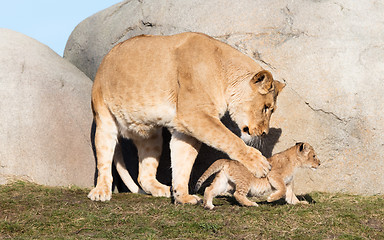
0 29 94 187
64 0 384 195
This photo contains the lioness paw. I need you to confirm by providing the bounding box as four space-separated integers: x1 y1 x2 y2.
88 187 112 202
150 185 171 198
242 147 270 177
140 180 171 198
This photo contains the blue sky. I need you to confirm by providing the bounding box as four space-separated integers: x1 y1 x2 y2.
1 1 122 56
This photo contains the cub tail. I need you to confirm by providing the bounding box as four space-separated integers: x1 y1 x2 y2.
195 159 228 192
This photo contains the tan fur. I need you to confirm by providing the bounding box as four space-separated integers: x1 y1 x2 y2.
196 143 320 209
88 32 285 203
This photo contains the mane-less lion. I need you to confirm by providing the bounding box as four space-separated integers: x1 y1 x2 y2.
88 32 285 204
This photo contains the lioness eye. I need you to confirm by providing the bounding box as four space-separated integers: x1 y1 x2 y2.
263 105 268 113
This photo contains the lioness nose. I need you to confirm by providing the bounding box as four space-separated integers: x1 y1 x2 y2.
261 128 269 136
242 126 250 135
261 132 267 137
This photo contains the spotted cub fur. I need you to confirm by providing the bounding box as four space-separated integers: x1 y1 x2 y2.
195 142 320 209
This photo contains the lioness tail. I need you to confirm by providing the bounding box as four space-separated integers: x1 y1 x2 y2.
114 154 145 194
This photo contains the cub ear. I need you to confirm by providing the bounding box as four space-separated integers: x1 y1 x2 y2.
273 80 286 97
297 142 309 153
251 70 274 94
298 142 305 152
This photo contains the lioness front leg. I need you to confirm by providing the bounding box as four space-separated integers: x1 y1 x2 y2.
179 114 270 177
170 131 202 204
133 129 171 197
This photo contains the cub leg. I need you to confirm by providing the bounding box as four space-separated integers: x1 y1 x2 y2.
233 189 258 207
170 131 202 204
267 175 286 202
88 113 118 201
134 129 171 197
203 172 229 210
285 182 308 205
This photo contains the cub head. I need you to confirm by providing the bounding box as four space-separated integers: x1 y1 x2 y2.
229 70 285 142
295 142 321 169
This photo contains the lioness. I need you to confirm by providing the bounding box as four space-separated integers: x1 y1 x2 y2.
196 142 320 209
88 32 285 204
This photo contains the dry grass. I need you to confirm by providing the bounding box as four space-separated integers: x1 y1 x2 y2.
1 181 383 239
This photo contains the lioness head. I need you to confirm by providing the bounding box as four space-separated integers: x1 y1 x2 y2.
229 70 285 141
295 142 321 169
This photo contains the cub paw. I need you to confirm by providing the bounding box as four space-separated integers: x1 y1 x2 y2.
204 203 215 210
299 200 309 205
174 194 202 205
88 186 112 202
267 195 279 203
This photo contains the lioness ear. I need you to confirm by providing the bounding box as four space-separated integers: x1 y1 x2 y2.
273 80 286 97
251 70 273 94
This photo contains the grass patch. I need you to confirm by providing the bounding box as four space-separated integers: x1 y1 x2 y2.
1 181 383 239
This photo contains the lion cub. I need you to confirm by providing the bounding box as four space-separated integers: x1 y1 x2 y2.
195 142 320 209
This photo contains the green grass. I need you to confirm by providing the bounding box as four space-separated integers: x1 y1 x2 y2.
1 181 383 239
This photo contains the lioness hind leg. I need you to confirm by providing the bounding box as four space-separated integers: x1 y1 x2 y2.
170 131 202 204
88 111 118 201
134 129 171 197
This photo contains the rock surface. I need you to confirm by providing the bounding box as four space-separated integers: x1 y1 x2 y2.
64 0 384 195
0 29 95 187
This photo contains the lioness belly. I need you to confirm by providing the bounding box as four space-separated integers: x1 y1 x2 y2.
107 100 176 139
